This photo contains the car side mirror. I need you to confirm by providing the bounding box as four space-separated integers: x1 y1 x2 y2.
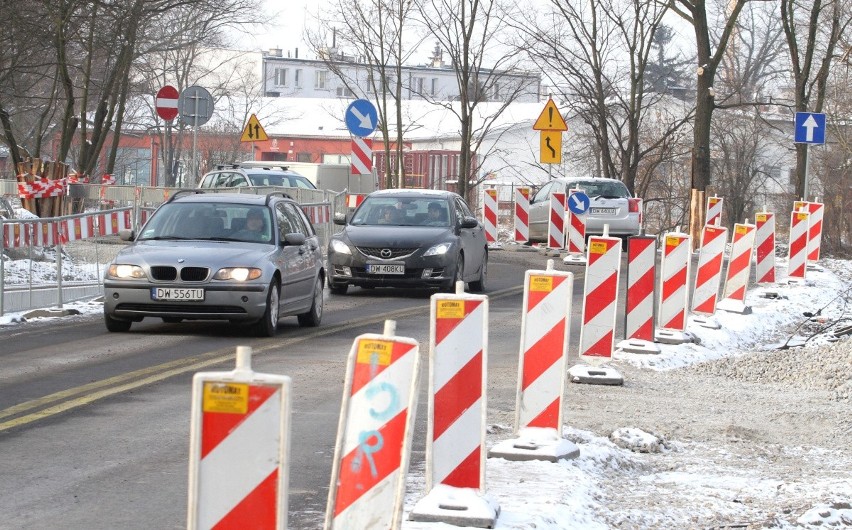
333 212 347 225
459 216 479 229
118 229 135 241
282 232 306 246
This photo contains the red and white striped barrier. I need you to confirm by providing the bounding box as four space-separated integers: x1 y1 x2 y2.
346 193 366 209
717 222 757 314
17 176 66 199
794 200 824 263
691 225 727 316
578 235 622 358
410 287 498 527
489 261 580 461
656 231 694 344
58 216 97 244
187 346 291 530
350 137 373 175
547 192 566 250
514 187 530 243
563 188 587 265
755 211 776 284
2 210 132 248
616 235 660 354
706 195 723 227
483 188 498 245
787 208 810 282
302 205 331 225
325 321 420 529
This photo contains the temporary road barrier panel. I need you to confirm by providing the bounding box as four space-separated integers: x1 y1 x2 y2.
187 346 291 530
616 235 660 354
547 192 566 250
706 195 723 227
302 204 331 226
690 224 727 327
350 137 373 175
755 210 776 284
1 209 133 249
717 222 757 314
655 230 696 344
794 200 824 263
483 188 498 245
325 320 420 530
346 194 366 209
514 187 530 243
563 188 587 265
409 283 498 528
489 260 580 462
787 208 810 282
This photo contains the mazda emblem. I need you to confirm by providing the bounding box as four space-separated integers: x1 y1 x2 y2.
380 248 392 258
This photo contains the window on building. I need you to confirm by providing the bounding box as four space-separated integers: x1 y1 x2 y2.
336 86 355 98
315 70 328 89
274 68 288 87
431 78 438 96
295 69 302 88
413 77 425 96
297 153 313 162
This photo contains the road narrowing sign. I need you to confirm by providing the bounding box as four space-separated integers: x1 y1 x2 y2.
241 113 268 142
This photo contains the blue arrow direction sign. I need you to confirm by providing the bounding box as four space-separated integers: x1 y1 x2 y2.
794 112 826 144
345 99 378 137
567 191 590 215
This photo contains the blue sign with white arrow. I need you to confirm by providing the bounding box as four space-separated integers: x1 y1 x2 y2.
345 99 378 137
794 112 826 145
567 191 590 215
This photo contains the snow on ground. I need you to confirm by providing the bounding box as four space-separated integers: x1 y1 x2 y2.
2 230 851 528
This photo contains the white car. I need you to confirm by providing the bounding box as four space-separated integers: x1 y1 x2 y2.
528 177 641 242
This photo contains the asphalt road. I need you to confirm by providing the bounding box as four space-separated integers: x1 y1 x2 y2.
0 249 598 529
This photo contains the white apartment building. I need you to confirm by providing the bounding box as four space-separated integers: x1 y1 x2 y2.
261 47 542 103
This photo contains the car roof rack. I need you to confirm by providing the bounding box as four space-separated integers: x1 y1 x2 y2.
216 162 292 172
166 189 206 203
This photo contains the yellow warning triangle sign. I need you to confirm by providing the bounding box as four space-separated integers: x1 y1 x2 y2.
532 99 568 131
240 114 268 142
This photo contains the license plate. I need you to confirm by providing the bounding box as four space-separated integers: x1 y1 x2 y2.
367 264 405 275
590 207 617 215
151 287 205 301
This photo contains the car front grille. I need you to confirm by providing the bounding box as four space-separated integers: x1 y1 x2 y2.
356 247 418 260
149 266 209 281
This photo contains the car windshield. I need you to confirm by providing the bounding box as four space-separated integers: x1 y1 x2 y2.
350 197 451 227
137 202 273 244
247 173 315 189
571 180 630 199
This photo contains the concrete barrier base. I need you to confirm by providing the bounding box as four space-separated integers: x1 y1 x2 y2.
655 328 700 345
690 314 722 329
562 253 587 266
409 485 499 528
488 427 580 462
615 338 661 354
569 364 623 385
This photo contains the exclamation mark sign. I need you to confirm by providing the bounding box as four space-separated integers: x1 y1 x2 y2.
548 107 553 128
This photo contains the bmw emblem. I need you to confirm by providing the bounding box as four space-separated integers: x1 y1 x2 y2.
178 258 185 263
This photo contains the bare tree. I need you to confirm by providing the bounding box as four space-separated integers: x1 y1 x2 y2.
781 0 851 201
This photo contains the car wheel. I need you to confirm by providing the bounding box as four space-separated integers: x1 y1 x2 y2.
162 317 183 324
329 281 348 295
469 251 487 292
105 312 132 332
297 276 324 327
443 254 465 293
252 281 280 337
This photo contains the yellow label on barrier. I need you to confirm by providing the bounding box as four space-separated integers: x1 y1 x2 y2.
590 241 608 254
437 300 465 319
756 213 768 222
797 212 808 221
529 275 553 292
666 236 682 247
735 225 748 235
794 201 807 211
357 340 393 366
203 382 249 414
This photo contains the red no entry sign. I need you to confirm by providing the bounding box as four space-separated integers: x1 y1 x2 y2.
155 85 179 121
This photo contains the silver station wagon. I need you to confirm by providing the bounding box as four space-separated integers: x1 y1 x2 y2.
103 191 324 336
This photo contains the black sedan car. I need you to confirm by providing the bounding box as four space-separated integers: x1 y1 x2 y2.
327 189 488 294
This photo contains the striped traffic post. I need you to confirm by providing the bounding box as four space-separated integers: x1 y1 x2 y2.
706 195 723 227
655 230 695 344
616 234 660 354
489 260 580 461
514 186 530 243
570 228 623 385
787 207 810 282
325 320 420 530
346 193 366 209
187 346 291 530
350 137 373 175
409 284 498 528
717 222 757 314
795 199 824 265
563 187 587 265
483 188 499 247
755 210 776 284
547 192 566 251
689 224 727 329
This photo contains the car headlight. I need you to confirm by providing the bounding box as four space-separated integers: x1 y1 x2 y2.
214 267 263 281
424 243 452 256
107 264 147 279
330 239 352 255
